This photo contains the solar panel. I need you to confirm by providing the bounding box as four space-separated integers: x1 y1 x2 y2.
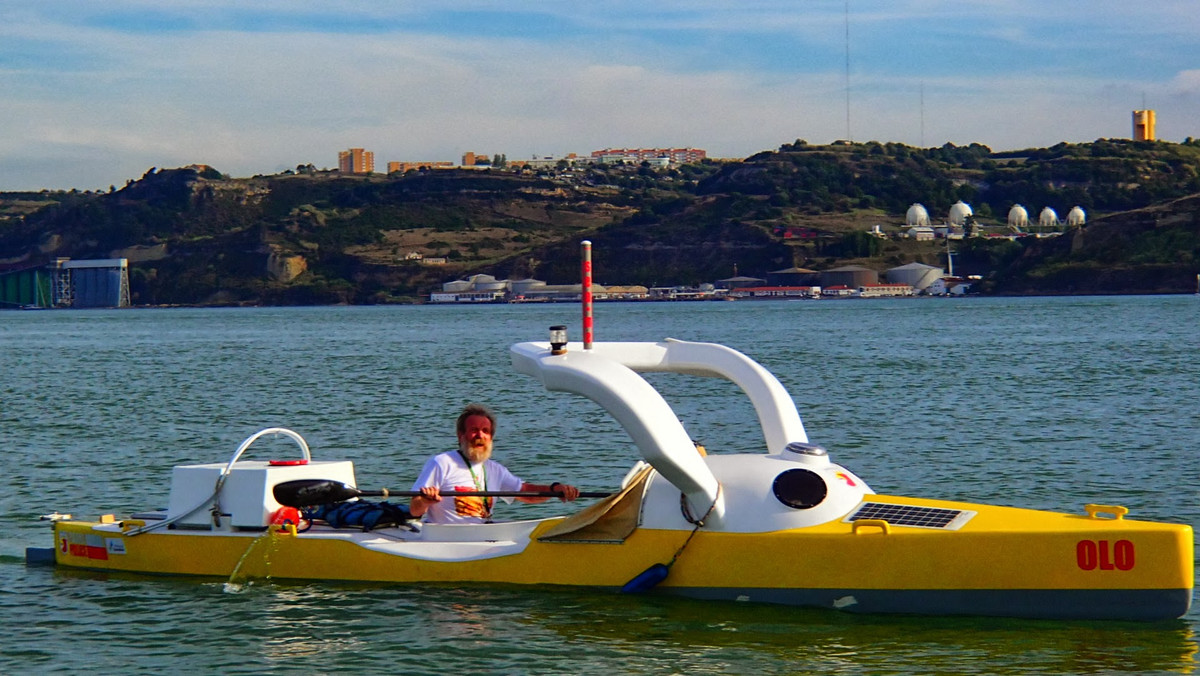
845 502 975 530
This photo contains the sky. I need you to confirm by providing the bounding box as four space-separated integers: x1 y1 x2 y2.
2 1 1198 191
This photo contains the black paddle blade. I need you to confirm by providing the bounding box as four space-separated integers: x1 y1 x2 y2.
273 479 363 507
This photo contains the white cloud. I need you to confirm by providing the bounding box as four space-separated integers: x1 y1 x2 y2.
1 2 1197 189
1168 70 1200 96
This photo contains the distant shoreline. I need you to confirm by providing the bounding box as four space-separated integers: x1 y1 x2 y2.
9 289 1195 312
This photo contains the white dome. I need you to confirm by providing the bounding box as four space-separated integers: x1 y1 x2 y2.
1066 206 1086 226
948 201 973 226
1008 205 1029 227
906 203 930 226
1039 207 1059 227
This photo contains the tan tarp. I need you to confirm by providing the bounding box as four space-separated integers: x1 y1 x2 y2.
537 464 655 543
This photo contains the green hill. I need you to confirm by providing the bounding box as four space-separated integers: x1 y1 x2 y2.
984 193 1200 295
2 138 1199 304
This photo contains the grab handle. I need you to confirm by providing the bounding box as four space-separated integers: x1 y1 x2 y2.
851 518 891 535
1084 504 1128 520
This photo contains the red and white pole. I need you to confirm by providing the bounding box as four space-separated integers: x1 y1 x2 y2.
581 240 593 350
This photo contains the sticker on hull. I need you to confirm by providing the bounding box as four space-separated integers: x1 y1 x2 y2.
60 532 121 560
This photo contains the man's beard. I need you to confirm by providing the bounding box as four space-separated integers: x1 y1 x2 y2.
460 439 492 465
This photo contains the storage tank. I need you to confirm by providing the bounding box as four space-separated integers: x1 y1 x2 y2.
886 262 944 291
1008 205 1029 229
508 278 547 295
1066 206 1086 227
1038 207 1059 228
820 265 879 289
467 274 506 292
906 204 930 227
948 201 973 226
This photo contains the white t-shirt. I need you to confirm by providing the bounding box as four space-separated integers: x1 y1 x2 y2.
411 450 524 524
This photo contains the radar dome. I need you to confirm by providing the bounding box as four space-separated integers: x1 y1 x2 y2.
906 203 930 227
1066 206 1086 226
948 201 973 226
1008 205 1029 228
1039 207 1059 228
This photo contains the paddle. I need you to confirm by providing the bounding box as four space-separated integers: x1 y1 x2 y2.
273 478 611 508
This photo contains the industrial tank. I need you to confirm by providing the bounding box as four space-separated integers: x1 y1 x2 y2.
820 265 879 289
1039 207 1059 228
1008 205 1029 229
466 274 506 292
948 201 973 226
886 262 943 291
906 203 930 227
508 278 548 295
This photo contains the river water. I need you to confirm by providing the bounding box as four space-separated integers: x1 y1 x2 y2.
1 296 1198 674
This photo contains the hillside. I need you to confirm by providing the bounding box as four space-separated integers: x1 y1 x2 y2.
2 138 1199 304
985 193 1200 295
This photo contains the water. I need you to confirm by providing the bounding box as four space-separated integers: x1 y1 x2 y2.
2 296 1198 674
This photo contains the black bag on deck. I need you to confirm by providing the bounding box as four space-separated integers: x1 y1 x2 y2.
305 500 413 531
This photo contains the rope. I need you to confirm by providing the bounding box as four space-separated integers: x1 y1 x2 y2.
665 485 721 569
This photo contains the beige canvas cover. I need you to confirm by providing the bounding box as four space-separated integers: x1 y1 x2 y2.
537 464 655 543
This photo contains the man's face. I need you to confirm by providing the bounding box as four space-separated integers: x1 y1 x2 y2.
458 414 494 462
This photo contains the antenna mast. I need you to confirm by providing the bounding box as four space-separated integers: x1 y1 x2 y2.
920 82 925 147
844 0 851 142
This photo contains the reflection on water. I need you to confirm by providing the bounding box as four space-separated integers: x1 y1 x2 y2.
4 567 1195 675
2 298 1198 673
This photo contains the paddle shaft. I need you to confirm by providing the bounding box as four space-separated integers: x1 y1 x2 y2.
272 478 612 508
356 489 611 499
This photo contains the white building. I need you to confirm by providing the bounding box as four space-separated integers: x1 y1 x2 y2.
429 289 505 303
432 274 510 302
925 277 972 296
856 283 914 298
432 275 614 303
906 226 935 241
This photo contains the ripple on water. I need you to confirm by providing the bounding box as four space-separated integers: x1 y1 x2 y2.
1 298 1198 673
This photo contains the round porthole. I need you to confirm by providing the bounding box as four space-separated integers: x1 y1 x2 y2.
772 469 827 509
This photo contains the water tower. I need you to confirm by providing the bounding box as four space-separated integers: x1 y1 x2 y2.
1132 109 1156 141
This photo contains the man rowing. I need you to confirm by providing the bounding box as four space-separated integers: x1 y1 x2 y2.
409 403 581 524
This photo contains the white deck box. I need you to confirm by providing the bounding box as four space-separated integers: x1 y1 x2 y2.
166 460 357 529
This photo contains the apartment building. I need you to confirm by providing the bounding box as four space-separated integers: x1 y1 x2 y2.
590 147 707 164
338 148 375 174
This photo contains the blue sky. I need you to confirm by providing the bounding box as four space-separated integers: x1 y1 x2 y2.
2 1 1197 190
